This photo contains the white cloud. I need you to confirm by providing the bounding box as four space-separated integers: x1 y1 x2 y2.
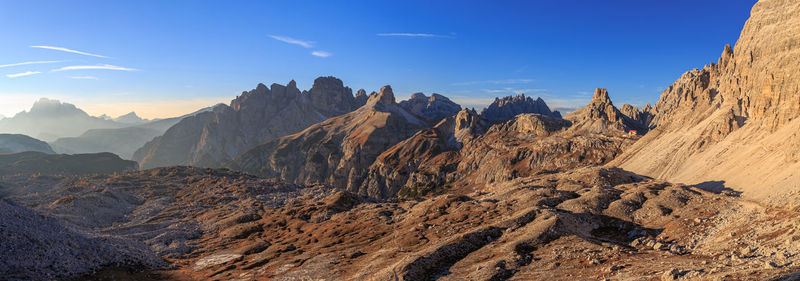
311 51 332 58
452 79 534 86
52 64 137 72
482 88 547 95
377 33 453 38
70 76 99 80
6 71 41 78
30 45 109 58
0 60 63 68
269 35 314 48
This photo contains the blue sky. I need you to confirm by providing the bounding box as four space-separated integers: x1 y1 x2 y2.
0 0 757 118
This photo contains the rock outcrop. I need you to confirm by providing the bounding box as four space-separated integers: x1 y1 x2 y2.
480 94 561 121
0 199 161 280
360 109 636 199
565 88 646 134
227 85 427 192
620 103 654 130
612 0 800 205
134 76 365 169
360 109 487 198
0 134 55 154
398 92 462 122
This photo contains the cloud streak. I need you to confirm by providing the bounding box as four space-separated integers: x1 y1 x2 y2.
31 45 109 58
52 64 137 72
0 60 63 68
377 33 453 38
482 88 547 95
452 79 534 86
6 71 41 78
269 35 314 48
311 51 332 58
70 76 99 80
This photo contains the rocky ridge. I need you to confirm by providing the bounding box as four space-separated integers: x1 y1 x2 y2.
134 76 366 169
0 134 55 154
227 85 427 192
565 88 647 134
360 95 640 199
0 152 137 177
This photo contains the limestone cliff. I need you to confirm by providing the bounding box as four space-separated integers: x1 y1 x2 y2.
226 85 426 192
134 76 365 169
612 0 800 206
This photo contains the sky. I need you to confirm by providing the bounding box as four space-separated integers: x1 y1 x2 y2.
0 0 758 119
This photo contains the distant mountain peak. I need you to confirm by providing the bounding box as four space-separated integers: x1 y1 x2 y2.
480 94 561 121
114 112 147 124
399 92 461 122
368 85 396 106
565 88 647 134
28 98 85 117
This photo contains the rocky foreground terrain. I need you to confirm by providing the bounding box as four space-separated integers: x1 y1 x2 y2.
2 166 800 280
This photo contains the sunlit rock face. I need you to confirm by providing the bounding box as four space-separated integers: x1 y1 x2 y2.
613 0 800 205
134 76 365 169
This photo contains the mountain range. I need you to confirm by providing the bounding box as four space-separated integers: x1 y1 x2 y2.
49 105 217 159
133 77 368 169
0 98 126 141
3 1 800 279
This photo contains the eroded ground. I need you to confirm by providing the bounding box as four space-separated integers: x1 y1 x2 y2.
3 166 799 280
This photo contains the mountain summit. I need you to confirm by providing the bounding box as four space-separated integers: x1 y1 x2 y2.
0 99 124 141
565 88 646 134
227 84 427 192
134 76 366 169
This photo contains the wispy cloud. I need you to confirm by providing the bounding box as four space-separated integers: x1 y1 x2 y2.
52 64 137 72
269 35 314 48
30 45 109 58
482 88 547 95
311 51 332 58
70 76 99 80
0 60 63 68
6 71 41 78
452 79 534 86
377 33 453 38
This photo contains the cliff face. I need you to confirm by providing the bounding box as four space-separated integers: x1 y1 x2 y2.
134 77 365 169
226 85 427 192
612 0 800 205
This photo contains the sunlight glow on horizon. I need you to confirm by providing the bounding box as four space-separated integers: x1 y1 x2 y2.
0 96 230 120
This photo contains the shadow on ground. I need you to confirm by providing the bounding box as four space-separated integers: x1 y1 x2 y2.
693 180 741 197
